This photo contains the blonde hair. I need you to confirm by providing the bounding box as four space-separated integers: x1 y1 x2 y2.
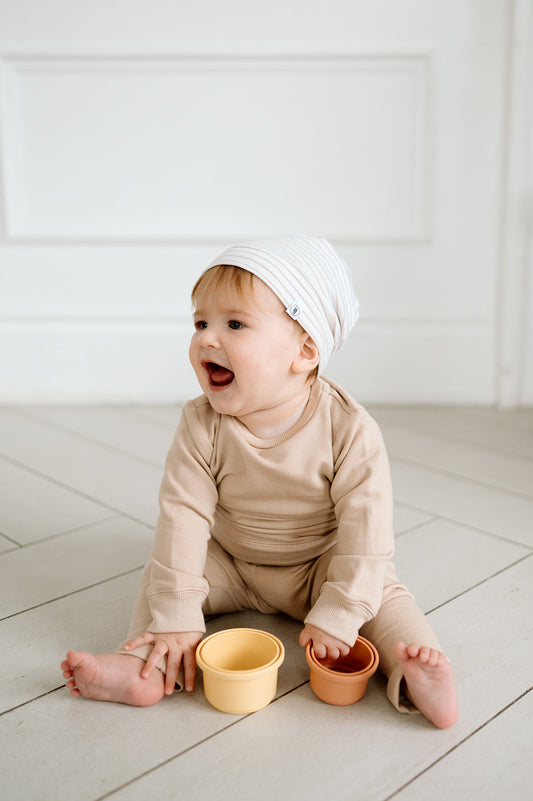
191 264 256 307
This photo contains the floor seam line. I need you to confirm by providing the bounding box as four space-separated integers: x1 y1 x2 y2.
0 452 156 527
425 553 533 614
381 686 533 801
4 406 167 468
92 683 310 801
390 455 533 501
0 566 144 622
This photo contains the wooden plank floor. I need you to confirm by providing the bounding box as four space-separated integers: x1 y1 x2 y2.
1 403 532 801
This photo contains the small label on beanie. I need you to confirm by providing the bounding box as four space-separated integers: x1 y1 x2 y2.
286 302 301 319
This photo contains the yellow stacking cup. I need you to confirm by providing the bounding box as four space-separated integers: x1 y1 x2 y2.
196 628 285 714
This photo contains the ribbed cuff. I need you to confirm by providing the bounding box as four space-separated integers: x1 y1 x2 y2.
387 663 419 715
148 591 207 634
304 591 369 646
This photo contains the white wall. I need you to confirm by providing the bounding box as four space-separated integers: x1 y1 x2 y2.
0 0 531 405
515 0 533 406
496 0 533 407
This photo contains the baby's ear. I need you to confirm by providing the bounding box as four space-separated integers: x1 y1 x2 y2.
292 334 320 374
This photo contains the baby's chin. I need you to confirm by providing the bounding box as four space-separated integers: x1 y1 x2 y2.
201 384 238 413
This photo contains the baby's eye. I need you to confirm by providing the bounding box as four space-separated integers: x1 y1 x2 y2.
194 320 208 330
228 320 245 330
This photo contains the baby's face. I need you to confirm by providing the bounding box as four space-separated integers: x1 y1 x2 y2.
189 278 307 425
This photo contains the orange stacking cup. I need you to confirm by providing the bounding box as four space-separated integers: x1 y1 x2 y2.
306 635 379 706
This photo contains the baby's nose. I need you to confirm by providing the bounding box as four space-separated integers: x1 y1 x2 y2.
197 326 220 348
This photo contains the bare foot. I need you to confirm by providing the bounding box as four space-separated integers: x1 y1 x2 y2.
61 651 165 707
394 642 458 729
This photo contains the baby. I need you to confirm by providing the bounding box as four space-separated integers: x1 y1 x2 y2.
62 235 458 728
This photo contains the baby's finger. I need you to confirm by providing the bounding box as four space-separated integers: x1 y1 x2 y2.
312 640 327 659
60 660 73 679
141 641 168 679
124 632 154 651
164 653 181 695
182 649 197 693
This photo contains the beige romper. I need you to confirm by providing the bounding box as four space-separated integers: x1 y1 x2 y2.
118 378 440 713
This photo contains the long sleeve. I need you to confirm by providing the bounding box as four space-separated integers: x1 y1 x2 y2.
304 403 394 645
146 401 219 633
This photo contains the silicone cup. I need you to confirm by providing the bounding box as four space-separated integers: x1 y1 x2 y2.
305 635 379 706
196 628 285 714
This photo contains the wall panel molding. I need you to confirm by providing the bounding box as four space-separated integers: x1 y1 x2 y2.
0 1 514 406
0 53 433 243
0 319 494 405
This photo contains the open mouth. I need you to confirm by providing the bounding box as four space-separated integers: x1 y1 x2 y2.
204 361 235 388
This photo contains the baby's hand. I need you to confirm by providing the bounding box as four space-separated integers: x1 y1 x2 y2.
124 630 203 694
299 623 351 661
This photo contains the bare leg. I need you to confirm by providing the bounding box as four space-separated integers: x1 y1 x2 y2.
394 642 458 729
61 651 165 707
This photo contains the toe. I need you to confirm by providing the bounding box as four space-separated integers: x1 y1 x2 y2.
418 646 429 662
393 641 408 662
66 650 87 668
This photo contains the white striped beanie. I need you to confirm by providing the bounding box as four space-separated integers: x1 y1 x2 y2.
206 234 359 372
